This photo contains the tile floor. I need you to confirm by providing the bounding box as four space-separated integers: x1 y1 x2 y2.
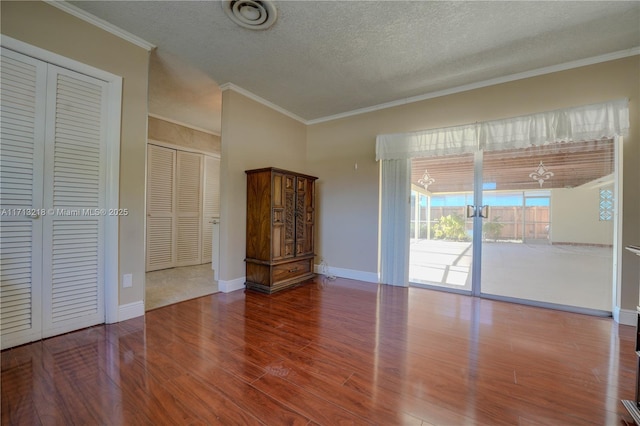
145 263 219 311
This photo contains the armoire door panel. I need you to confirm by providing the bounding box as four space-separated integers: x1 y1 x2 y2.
0 48 47 349
283 176 295 259
246 169 272 261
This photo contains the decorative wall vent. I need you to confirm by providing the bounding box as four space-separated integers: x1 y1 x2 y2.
222 0 277 30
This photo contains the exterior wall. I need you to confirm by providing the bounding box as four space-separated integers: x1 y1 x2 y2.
306 55 639 311
2 1 150 307
219 89 307 287
551 187 614 246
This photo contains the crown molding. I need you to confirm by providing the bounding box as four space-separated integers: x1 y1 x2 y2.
36 2 639 128
45 1 156 51
307 46 640 125
220 83 306 124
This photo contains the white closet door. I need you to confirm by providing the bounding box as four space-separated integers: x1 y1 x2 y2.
0 48 47 349
146 144 176 271
41 65 107 338
202 155 220 263
176 151 202 266
1 50 107 348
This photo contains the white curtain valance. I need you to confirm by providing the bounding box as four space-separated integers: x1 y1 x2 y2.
376 98 629 160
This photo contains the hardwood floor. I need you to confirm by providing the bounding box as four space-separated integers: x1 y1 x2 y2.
2 277 637 425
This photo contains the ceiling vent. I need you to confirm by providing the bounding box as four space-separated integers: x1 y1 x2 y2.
222 0 277 30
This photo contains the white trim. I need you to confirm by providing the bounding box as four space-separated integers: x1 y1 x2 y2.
148 139 221 158
1 35 124 326
148 113 220 136
613 135 624 321
308 47 640 125
220 83 306 124
614 307 636 326
104 75 123 324
118 301 145 322
218 277 246 293
44 1 156 51
482 293 612 318
314 265 378 284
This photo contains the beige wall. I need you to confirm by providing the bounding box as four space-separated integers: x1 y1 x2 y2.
551 187 614 246
551 186 613 246
219 90 308 283
148 116 221 155
2 1 150 306
4 1 638 316
307 56 639 311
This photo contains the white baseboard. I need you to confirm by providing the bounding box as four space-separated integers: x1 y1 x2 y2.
314 264 378 284
219 277 246 293
118 301 145 322
614 306 637 326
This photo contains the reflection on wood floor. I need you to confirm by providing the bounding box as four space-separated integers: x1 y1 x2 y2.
1 277 636 425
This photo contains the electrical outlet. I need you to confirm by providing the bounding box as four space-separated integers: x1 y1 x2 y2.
122 273 133 288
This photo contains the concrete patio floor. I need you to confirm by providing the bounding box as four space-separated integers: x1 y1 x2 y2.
410 239 613 312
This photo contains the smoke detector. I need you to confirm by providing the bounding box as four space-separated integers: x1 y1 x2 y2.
222 0 277 30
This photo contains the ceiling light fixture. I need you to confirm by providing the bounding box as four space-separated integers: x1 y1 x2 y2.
222 0 277 30
529 161 554 187
418 169 435 190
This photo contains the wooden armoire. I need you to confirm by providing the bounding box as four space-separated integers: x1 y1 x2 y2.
245 168 317 293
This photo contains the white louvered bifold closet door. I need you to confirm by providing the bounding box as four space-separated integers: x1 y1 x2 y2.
0 49 107 348
176 151 203 266
41 65 107 338
202 155 220 263
146 144 176 271
0 49 47 349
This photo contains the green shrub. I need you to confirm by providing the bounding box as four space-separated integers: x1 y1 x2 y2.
433 214 468 241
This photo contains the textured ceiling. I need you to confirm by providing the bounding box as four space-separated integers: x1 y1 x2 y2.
70 1 640 133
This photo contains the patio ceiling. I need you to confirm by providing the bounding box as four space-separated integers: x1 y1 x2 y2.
411 139 615 194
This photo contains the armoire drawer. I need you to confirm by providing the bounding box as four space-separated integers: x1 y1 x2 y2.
272 259 312 284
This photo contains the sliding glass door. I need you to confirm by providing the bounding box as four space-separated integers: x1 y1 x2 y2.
480 141 615 312
409 140 615 313
409 154 475 293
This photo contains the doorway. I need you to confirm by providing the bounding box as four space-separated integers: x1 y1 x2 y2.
144 132 221 310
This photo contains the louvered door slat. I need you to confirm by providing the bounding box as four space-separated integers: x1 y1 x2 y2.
41 66 106 338
0 48 46 349
146 145 176 271
177 217 201 264
176 151 202 266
